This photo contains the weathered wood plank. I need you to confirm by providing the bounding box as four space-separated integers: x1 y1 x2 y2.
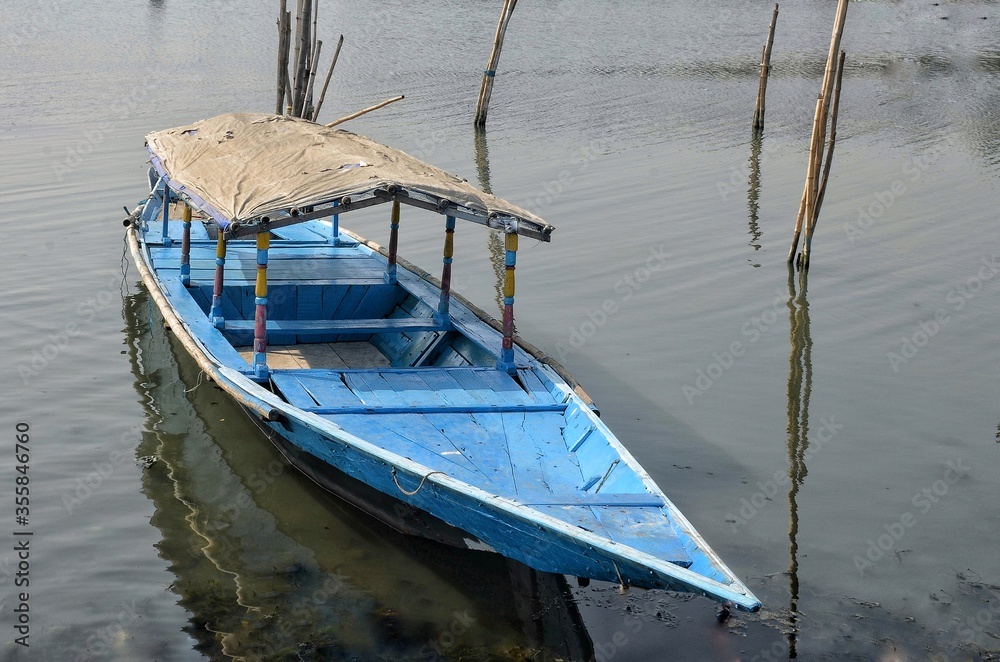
222 317 449 335
514 493 664 507
159 277 251 370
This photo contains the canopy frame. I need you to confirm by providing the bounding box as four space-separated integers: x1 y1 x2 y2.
144 113 554 243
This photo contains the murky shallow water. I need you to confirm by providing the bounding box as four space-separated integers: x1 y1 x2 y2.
1 0 998 659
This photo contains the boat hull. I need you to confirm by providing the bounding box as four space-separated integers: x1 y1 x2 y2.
126 211 761 612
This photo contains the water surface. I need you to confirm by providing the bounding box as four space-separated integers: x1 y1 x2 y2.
1 0 998 659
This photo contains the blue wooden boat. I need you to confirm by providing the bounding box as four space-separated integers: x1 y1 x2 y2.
125 113 760 612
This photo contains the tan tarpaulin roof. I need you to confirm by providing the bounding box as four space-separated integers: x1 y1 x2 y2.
146 113 552 237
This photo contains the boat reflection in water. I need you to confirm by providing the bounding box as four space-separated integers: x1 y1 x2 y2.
124 292 595 660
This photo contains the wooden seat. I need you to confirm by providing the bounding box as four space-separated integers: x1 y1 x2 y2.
222 317 449 336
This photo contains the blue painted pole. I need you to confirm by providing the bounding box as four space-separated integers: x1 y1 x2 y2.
160 180 173 247
210 233 227 328
180 204 192 286
498 231 517 373
385 200 400 284
437 215 456 320
331 199 340 245
252 231 270 380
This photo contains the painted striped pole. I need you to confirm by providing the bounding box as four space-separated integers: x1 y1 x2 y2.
180 204 192 286
160 181 172 247
437 215 456 320
499 231 517 373
385 200 400 284
209 233 227 328
252 230 270 380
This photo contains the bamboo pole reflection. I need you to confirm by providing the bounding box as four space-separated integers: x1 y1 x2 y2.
785 265 812 659
475 128 509 320
747 137 764 268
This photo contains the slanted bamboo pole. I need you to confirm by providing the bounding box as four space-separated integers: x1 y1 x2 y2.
787 190 807 264
325 95 404 128
801 50 846 267
803 96 823 236
812 50 846 229
291 0 304 111
787 0 849 265
752 4 779 135
474 0 518 127
312 34 343 122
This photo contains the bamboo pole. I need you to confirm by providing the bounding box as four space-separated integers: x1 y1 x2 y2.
291 0 312 117
801 50 846 268
803 96 823 231
811 50 846 230
752 4 779 135
787 190 807 263
325 95 405 128
283 11 293 112
276 0 289 114
787 0 849 265
474 0 518 127
291 0 304 112
312 34 343 122
305 39 323 119
305 0 319 115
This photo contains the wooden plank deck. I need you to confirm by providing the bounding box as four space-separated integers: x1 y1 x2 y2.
237 342 391 370
142 222 698 571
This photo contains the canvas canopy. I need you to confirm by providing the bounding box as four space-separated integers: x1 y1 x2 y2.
146 113 553 240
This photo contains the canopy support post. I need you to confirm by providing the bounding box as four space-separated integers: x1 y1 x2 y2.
180 204 192 286
253 230 270 381
331 199 340 245
210 234 227 328
160 183 173 247
498 231 517 374
436 215 456 322
385 200 400 284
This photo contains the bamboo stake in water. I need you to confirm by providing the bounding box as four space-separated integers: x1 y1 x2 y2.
752 3 779 135
801 50 846 268
787 0 849 265
325 95 405 128
282 10 293 113
312 34 343 122
291 0 304 112
305 39 322 119
474 0 518 127
275 0 289 114
811 50 846 230
291 0 312 117
305 0 319 115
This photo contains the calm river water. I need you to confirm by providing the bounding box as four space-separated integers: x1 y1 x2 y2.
1 1 998 660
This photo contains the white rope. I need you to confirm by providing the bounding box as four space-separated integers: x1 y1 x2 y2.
184 370 207 394
391 467 445 496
